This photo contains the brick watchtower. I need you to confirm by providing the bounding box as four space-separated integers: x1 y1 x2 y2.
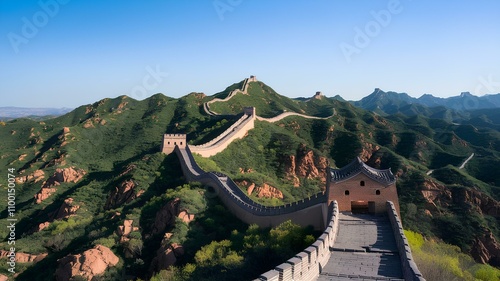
326 157 400 215
162 134 187 154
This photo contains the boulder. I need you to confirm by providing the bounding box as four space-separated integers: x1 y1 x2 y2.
55 245 119 281
105 180 141 209
50 198 80 220
0 250 46 263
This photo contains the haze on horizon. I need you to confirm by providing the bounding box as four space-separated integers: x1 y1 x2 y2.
1 0 499 108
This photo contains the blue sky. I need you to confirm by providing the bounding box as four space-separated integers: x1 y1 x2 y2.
1 0 500 108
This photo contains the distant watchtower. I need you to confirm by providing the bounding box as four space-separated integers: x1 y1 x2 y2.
162 134 187 154
248 75 257 82
326 157 399 215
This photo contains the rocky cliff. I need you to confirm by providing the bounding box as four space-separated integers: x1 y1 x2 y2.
283 144 329 187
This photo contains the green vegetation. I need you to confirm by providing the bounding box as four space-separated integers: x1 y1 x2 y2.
0 78 499 280
406 230 500 280
152 220 316 281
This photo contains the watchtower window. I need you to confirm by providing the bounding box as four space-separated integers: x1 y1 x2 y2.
376 190 381 195
360 181 365 186
174 142 177 145
167 141 170 145
180 142 183 145
344 190 350 196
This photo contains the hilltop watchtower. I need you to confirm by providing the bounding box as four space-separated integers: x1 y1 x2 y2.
162 134 186 154
326 157 399 215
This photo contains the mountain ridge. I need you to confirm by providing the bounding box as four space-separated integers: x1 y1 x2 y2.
0 77 499 280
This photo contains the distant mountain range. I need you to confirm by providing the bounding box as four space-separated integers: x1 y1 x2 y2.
351 89 500 114
0 107 73 120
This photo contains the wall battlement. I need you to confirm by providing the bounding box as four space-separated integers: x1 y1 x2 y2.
387 201 426 281
175 145 328 229
190 107 255 157
162 134 187 154
255 201 340 281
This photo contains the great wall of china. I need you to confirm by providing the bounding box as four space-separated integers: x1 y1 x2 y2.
162 76 425 281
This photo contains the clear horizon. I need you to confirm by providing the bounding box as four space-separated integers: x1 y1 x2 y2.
1 0 500 108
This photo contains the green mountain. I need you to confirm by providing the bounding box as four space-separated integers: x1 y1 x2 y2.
352 89 500 124
1 78 500 280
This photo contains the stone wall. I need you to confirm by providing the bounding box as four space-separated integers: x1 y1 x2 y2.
204 76 253 116
255 201 340 281
175 146 329 230
189 108 255 157
387 201 426 281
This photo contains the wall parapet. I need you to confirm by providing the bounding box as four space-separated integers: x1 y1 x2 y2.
386 201 426 281
176 146 327 217
255 201 340 281
204 77 253 116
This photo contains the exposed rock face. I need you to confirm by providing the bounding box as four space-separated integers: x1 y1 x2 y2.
117 219 139 243
255 183 283 199
119 164 136 177
105 179 143 209
43 167 86 188
35 221 51 232
0 250 47 263
151 243 185 272
456 189 500 217
55 245 119 281
359 142 380 162
420 178 500 265
471 230 500 266
178 211 195 224
0 274 7 281
238 180 284 199
283 145 329 186
420 179 452 212
34 187 57 204
284 155 300 187
35 167 86 203
16 169 45 184
151 198 195 237
51 198 80 220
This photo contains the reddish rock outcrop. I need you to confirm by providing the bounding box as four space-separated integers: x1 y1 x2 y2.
35 167 86 204
359 143 380 163
150 198 195 237
35 221 51 232
117 219 139 243
0 274 7 281
238 181 284 199
283 145 329 186
0 250 47 263
42 167 86 188
55 245 119 281
34 187 57 204
105 179 143 209
50 198 80 220
284 155 300 187
255 183 284 199
471 230 500 266
420 179 452 212
16 169 45 184
151 242 185 272
456 189 500 217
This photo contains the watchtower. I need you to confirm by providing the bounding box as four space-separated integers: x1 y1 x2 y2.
243 106 255 116
326 157 399 215
162 134 187 154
